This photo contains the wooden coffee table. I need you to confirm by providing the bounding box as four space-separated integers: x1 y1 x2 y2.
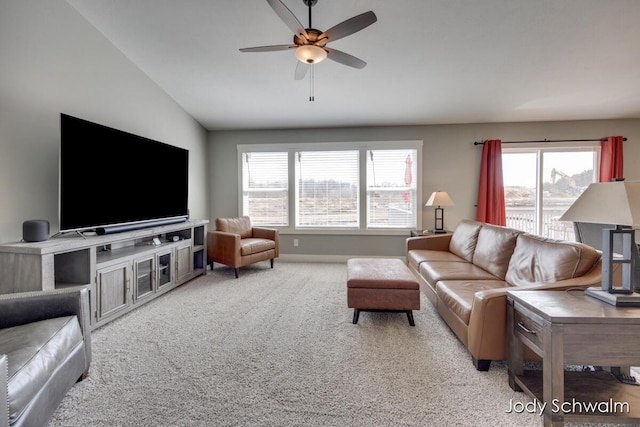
507 289 640 427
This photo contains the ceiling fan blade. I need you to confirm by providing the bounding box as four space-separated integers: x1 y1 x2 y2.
294 61 309 80
325 48 367 69
266 0 309 40
239 44 296 53
320 11 377 43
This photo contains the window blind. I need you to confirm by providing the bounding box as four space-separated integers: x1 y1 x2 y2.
366 149 417 228
295 150 359 227
242 152 288 226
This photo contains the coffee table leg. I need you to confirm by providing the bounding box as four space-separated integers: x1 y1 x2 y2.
352 309 360 324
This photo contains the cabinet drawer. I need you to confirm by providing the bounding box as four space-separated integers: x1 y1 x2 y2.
514 308 544 350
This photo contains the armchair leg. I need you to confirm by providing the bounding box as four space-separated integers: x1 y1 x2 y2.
270 258 274 268
234 268 239 279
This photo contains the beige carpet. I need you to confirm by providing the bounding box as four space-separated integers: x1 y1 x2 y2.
49 262 616 426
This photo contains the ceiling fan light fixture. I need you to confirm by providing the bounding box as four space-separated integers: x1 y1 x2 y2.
295 45 327 64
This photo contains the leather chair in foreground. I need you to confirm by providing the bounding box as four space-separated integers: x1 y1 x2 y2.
207 216 279 278
0 288 91 427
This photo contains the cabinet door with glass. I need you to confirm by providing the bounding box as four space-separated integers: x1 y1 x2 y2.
156 249 173 291
133 255 155 303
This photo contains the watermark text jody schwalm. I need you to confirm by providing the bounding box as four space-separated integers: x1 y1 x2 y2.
506 398 630 416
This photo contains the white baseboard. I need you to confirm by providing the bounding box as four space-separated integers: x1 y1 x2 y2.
278 254 404 263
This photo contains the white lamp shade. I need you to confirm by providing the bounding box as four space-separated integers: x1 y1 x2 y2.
559 181 640 227
295 45 327 64
425 191 454 207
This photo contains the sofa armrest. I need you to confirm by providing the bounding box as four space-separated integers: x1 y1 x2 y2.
406 234 452 252
466 287 511 361
0 288 92 373
0 354 7 427
252 227 279 257
466 260 603 361
208 230 242 267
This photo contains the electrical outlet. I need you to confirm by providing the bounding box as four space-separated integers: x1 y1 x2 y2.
293 239 299 247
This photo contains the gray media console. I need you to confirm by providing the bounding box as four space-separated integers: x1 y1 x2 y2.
0 220 208 329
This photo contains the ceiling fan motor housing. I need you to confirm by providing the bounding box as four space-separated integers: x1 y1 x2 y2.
294 29 327 47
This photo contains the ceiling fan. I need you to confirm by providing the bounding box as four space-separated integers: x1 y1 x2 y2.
239 0 377 99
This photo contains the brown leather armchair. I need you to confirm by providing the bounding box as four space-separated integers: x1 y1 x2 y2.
207 216 279 278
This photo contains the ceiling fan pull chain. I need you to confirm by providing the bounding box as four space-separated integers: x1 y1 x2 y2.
309 64 315 102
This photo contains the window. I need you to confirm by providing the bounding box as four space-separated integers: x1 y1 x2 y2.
367 149 417 228
502 147 599 239
238 142 422 233
296 150 359 228
242 152 288 226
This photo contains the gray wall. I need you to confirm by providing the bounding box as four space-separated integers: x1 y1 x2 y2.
0 0 209 243
209 120 640 258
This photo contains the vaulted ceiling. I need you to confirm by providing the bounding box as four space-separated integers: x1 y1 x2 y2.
67 0 640 130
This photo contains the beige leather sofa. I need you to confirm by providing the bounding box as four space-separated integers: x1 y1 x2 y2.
207 216 279 278
406 219 602 371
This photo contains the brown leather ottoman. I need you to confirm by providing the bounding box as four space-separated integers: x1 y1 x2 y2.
347 258 420 326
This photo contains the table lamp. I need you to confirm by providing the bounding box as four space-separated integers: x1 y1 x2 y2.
425 191 454 234
559 181 640 306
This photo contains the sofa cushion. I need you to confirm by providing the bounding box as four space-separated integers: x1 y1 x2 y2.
240 238 276 256
0 315 83 424
449 220 482 262
436 280 511 324
407 249 467 270
472 224 521 279
419 261 499 285
505 234 601 286
216 216 252 239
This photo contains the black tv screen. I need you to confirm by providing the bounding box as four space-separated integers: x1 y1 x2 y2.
59 114 189 233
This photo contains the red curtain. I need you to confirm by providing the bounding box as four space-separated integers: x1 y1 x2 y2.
476 139 506 226
599 136 624 182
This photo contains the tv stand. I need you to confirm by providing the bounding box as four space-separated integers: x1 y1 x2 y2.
0 220 208 330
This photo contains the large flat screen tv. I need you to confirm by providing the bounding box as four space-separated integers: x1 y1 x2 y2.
59 114 189 234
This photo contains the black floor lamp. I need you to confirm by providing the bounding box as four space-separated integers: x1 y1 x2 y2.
559 181 640 306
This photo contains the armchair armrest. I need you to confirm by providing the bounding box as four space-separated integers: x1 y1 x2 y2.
1 354 7 427
208 230 242 267
406 234 452 252
0 288 92 372
253 227 279 257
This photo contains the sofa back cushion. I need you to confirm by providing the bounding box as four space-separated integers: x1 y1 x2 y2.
506 234 601 286
472 224 521 279
216 216 252 238
449 220 483 262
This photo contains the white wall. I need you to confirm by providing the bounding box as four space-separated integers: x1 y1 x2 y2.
0 0 208 243
209 119 640 258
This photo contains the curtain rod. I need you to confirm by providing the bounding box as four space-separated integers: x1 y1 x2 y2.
473 137 627 145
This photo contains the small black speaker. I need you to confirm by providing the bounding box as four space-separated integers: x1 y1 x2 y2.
22 220 49 242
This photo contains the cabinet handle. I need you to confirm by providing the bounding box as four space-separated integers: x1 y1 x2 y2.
517 321 537 335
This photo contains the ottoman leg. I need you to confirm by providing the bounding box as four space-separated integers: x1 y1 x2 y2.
352 309 360 324
406 311 415 327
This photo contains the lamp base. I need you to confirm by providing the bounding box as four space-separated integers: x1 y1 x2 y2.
431 229 448 234
585 287 640 307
